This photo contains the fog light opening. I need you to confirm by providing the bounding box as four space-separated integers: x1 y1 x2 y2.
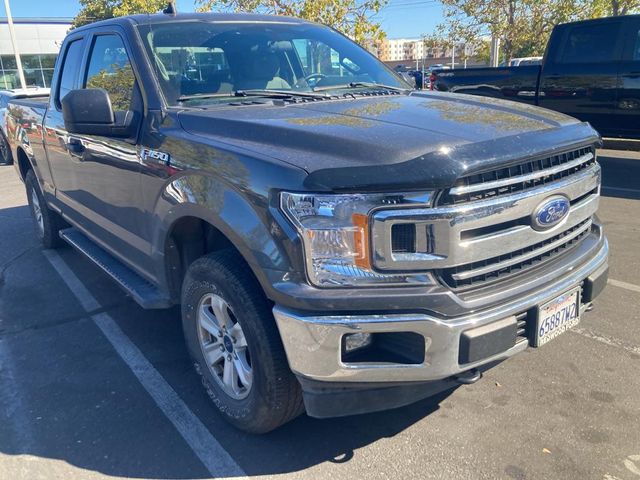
341 332 426 365
343 333 373 354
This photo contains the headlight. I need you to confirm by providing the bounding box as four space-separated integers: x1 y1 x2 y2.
280 191 433 287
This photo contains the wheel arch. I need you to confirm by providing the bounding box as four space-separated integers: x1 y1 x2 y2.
163 214 245 300
156 185 294 304
16 147 32 181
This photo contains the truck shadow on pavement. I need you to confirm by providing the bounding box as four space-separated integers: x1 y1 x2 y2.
235 390 456 476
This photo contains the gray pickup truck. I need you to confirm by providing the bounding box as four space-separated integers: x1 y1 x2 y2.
8 11 609 433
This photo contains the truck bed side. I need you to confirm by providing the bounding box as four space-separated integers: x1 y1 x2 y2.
432 65 542 105
6 97 49 183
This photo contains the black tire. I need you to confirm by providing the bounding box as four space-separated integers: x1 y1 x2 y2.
25 169 66 249
181 251 304 433
0 132 11 165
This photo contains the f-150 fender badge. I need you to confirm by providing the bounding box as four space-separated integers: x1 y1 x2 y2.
140 147 171 164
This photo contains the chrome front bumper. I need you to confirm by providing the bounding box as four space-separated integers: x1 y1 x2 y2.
273 239 608 384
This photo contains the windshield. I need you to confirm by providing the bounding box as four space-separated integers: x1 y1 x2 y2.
137 20 409 105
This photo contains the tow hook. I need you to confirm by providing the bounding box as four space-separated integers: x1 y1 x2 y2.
454 368 482 385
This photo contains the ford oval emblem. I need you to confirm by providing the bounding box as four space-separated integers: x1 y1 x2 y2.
532 195 570 231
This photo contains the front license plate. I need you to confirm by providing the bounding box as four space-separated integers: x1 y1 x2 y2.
535 288 581 347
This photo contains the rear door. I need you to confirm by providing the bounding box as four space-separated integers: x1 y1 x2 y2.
538 20 625 135
611 18 640 139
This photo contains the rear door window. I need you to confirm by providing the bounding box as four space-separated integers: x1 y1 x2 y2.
57 39 84 106
557 23 622 64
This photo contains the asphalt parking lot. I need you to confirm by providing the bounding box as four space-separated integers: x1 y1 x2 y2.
0 149 639 480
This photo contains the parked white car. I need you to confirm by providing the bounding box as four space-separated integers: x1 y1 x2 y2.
508 57 543 66
0 87 49 164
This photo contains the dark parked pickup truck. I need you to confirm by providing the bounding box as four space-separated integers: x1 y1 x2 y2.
432 15 640 139
8 12 608 433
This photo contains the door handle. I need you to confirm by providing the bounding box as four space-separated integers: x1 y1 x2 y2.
66 137 86 159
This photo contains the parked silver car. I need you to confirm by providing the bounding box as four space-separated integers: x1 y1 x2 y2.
0 87 49 164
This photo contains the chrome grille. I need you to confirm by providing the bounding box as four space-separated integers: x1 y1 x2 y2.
439 219 592 290
371 144 601 291
438 147 595 206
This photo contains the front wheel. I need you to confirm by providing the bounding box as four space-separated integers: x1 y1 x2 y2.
181 251 304 433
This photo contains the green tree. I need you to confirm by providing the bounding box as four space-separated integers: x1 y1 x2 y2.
86 63 136 111
592 0 640 15
195 0 387 44
73 0 166 28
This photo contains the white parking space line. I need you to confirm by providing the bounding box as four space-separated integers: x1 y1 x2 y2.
572 327 640 356
43 250 247 480
608 278 640 294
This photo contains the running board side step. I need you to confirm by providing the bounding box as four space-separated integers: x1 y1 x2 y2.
59 228 172 309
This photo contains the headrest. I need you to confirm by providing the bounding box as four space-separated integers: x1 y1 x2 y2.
243 50 280 81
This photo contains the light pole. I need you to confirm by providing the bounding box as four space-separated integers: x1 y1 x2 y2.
451 40 455 69
490 35 500 67
3 0 27 89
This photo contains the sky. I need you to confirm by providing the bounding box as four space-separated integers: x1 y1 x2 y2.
0 0 444 39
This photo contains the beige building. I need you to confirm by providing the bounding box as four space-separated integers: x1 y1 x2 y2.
377 38 478 67
378 38 426 62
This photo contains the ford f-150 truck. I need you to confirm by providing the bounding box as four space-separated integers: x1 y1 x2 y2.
432 15 640 139
8 11 609 433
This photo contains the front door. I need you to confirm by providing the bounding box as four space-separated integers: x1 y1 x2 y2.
538 20 625 137
47 30 152 278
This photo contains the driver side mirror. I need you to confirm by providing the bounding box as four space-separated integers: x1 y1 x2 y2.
61 88 137 138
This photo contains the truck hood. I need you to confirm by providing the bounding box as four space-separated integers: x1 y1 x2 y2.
178 91 600 191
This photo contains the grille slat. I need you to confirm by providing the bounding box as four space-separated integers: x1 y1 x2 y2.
440 147 595 205
440 219 592 290
516 312 529 343
452 219 592 281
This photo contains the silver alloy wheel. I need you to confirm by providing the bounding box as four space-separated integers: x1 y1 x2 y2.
30 187 44 236
197 293 252 400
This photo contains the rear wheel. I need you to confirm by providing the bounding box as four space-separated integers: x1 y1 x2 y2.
25 169 66 248
0 132 11 165
181 251 304 433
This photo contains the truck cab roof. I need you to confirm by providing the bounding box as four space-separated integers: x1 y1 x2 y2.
71 11 312 33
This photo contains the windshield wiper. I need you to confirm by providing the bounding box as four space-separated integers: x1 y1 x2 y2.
178 89 330 103
314 82 409 93
235 89 331 100
177 92 237 102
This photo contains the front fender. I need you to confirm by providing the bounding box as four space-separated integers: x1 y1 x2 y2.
151 173 303 299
